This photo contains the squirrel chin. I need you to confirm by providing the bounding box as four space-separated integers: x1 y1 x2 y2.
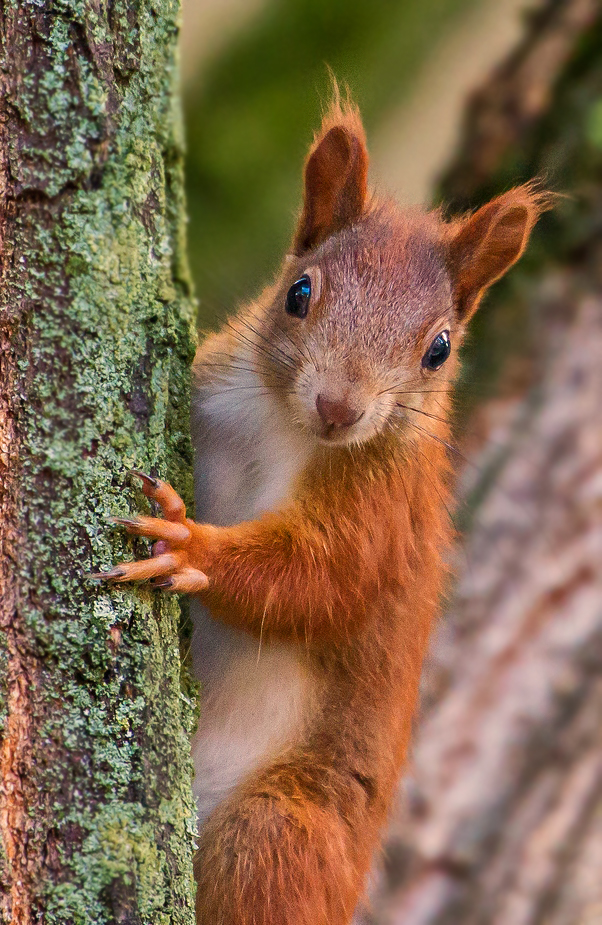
312 420 378 448
316 428 363 448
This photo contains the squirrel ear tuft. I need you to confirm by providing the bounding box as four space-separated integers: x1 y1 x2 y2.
446 184 553 321
293 95 369 255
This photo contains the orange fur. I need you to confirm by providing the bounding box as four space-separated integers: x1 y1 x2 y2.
99 95 548 925
191 439 450 924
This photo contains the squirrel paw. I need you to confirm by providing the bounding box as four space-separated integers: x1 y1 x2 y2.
92 471 209 593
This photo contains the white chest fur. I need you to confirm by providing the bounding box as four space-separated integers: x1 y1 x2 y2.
190 359 315 827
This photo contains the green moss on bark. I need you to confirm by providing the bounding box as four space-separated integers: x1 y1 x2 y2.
1 1 198 921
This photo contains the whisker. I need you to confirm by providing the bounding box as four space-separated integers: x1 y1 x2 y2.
393 408 471 464
376 377 458 398
237 315 298 373
201 360 276 376
410 441 479 583
409 441 459 534
269 315 315 370
199 361 291 386
376 372 441 394
207 386 295 397
244 318 299 372
397 407 520 514
395 402 448 428
224 319 296 375
396 398 517 455
396 389 457 396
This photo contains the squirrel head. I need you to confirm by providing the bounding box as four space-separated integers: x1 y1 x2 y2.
257 94 550 448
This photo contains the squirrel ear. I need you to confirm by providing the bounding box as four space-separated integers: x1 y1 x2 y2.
293 99 369 255
446 185 551 321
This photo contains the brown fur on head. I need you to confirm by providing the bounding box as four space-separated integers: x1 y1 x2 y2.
255 96 549 448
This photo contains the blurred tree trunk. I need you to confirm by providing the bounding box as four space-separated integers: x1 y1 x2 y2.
371 1 602 923
0 2 197 923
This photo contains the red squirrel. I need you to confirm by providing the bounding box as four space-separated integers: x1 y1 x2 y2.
97 95 547 924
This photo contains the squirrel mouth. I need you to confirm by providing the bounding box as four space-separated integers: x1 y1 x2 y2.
316 414 365 444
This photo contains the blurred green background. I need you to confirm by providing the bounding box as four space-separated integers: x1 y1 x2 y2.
180 0 533 331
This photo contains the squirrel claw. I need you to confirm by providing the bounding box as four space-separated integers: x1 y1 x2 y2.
111 515 191 545
94 479 197 589
128 469 158 493
90 567 127 581
92 553 180 583
153 577 174 590
127 472 187 524
158 567 209 593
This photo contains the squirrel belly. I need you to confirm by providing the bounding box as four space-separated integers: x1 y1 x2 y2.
190 331 317 828
190 615 317 827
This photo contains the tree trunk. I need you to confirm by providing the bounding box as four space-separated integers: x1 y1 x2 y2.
369 1 602 923
0 3 197 923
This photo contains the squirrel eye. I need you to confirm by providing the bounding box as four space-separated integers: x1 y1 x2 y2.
285 275 311 318
422 330 451 370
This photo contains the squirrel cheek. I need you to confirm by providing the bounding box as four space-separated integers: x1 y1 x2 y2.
368 393 394 430
288 372 319 419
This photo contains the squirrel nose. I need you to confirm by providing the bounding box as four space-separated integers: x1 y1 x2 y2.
316 394 364 428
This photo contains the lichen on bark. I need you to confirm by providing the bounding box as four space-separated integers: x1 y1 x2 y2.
0 1 198 922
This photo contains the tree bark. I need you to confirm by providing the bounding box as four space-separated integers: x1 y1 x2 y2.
0 2 197 923
368 1 602 923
